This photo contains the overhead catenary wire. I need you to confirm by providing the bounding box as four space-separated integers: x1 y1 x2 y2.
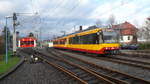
56 0 134 27
16 0 42 37
46 0 66 18
21 0 140 39
91 0 136 26
55 0 81 26
30 0 35 13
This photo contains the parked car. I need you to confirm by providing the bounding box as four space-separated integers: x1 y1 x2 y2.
121 44 138 50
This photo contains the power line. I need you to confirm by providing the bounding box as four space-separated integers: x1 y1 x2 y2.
55 0 81 26
95 0 135 20
46 0 66 18
59 0 137 32
30 0 35 13
40 0 77 27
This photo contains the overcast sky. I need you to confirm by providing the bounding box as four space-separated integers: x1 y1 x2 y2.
0 0 150 39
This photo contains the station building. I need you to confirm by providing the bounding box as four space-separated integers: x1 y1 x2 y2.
112 21 138 44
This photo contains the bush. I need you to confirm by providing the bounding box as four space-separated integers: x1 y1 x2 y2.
0 55 3 61
0 36 5 54
138 43 150 50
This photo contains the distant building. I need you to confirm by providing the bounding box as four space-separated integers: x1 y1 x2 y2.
112 21 138 44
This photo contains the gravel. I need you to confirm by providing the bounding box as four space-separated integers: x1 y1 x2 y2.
0 52 77 84
57 49 150 81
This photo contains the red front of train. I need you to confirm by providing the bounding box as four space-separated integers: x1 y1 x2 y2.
18 37 37 48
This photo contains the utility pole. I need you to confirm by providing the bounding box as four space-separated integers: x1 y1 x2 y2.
5 16 12 63
35 30 39 47
5 18 8 63
39 28 42 48
74 25 76 32
12 13 17 55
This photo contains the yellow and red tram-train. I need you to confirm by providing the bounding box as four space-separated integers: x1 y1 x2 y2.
52 28 120 55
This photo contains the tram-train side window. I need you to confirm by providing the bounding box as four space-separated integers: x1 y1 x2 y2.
53 41 57 44
68 33 99 44
68 32 104 44
59 39 66 44
80 34 89 44
69 38 72 44
53 39 66 44
78 33 99 44
69 36 79 44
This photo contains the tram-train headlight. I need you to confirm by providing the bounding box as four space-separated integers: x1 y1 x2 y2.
105 47 117 50
111 47 115 49
105 47 110 50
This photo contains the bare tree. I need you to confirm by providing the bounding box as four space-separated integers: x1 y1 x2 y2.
137 27 143 40
107 14 116 28
142 17 150 42
131 20 140 43
28 32 34 37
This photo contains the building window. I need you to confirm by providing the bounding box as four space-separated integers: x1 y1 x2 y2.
128 36 130 40
120 36 123 40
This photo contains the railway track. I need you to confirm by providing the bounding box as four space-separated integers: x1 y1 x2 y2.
45 48 150 84
104 56 150 68
97 56 150 70
56 48 150 70
34 50 114 84
120 52 150 59
121 50 150 53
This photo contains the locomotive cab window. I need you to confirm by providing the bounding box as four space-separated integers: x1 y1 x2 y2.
31 41 34 44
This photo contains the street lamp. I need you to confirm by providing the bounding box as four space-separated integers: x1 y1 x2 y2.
5 16 12 64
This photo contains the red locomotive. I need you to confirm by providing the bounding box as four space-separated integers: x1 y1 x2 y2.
18 37 37 48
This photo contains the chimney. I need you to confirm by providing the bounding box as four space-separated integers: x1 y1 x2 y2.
79 26 82 31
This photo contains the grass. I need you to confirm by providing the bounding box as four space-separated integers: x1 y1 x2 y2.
0 51 20 75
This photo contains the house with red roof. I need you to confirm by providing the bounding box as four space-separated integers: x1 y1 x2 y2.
112 21 138 44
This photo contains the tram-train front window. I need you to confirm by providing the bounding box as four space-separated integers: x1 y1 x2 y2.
103 32 118 43
103 36 117 43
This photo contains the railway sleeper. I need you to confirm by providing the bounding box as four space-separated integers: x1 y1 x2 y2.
111 73 120 77
72 68 85 72
78 73 90 78
67 67 76 70
96 70 129 81
88 79 101 84
120 77 131 82
82 76 96 81
75 72 86 76
91 70 128 84
130 80 144 84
